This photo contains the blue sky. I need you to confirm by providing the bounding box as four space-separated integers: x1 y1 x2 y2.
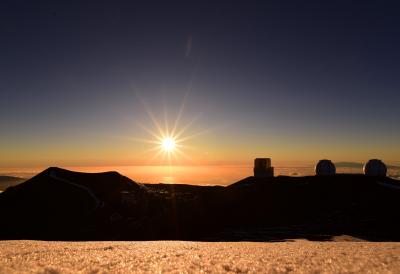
1 0 399 167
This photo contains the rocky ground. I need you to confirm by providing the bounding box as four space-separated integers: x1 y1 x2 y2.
1 240 400 273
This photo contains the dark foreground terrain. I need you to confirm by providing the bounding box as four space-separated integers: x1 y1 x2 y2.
1 167 399 241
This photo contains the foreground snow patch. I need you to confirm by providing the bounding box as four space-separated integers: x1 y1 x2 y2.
0 240 400 273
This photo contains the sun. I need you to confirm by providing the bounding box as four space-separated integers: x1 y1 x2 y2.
161 137 176 152
132 93 209 165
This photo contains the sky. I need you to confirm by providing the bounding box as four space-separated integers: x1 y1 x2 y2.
1 0 400 169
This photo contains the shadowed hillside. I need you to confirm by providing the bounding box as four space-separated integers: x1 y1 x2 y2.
1 167 400 241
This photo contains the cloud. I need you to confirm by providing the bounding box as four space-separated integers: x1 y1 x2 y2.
185 35 193 58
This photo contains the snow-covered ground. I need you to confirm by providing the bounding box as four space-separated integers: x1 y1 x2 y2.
0 240 399 273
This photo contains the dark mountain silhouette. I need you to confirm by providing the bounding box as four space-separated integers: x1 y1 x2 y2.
0 176 26 191
1 167 400 241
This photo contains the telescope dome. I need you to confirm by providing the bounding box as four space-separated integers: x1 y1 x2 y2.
315 159 336 176
363 159 387 176
253 158 274 177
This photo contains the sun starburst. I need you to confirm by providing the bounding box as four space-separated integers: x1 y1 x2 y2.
132 93 206 165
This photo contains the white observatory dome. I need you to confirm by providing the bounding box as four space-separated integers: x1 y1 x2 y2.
315 159 336 176
363 159 387 176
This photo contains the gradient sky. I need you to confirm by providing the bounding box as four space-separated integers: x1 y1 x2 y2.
1 0 400 168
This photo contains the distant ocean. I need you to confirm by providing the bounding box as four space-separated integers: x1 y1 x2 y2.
1 165 399 186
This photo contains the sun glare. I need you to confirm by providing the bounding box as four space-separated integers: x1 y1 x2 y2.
132 93 209 165
161 137 176 152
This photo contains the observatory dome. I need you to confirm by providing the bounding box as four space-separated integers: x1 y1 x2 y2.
315 159 336 176
253 158 274 177
363 159 387 176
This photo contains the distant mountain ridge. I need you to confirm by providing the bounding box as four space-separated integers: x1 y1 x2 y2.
0 176 26 191
335 162 400 169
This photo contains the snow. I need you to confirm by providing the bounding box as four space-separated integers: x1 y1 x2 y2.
0 240 400 273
